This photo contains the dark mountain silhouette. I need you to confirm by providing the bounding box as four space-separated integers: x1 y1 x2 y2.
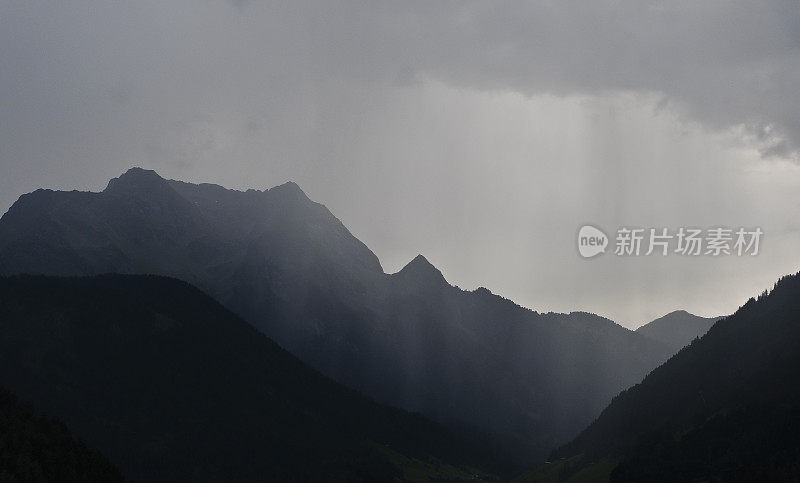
0 274 504 482
635 310 722 352
0 168 673 464
548 271 800 481
0 384 122 482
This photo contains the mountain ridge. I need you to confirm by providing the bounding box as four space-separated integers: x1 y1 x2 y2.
0 274 505 481
0 168 675 466
548 271 800 481
635 309 723 352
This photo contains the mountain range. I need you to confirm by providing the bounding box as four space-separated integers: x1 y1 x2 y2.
2 167 799 481
0 168 676 464
542 272 800 481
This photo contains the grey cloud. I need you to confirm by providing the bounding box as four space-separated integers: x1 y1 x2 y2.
222 1 800 158
2 0 800 326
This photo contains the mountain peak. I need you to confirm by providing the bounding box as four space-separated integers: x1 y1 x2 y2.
101 168 196 217
407 254 434 269
394 254 447 285
268 181 309 200
104 167 168 193
636 309 722 352
666 309 690 317
648 310 720 325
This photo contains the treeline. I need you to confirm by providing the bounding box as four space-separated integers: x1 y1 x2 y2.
0 385 122 482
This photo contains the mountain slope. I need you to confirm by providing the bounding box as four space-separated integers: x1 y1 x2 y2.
0 274 504 482
635 310 722 352
0 168 673 465
0 384 122 482
550 271 800 481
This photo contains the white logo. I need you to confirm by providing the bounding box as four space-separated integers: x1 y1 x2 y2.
577 224 762 258
578 225 609 258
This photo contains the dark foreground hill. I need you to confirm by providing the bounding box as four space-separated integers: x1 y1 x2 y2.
0 384 122 482
0 168 673 464
0 275 504 482
635 310 722 352
545 271 800 481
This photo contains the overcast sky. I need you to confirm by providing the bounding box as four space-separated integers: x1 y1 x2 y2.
2 1 800 327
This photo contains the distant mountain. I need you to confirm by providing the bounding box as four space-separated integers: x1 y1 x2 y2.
0 168 673 464
0 384 122 482
635 310 722 352
0 274 504 482
548 272 800 481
